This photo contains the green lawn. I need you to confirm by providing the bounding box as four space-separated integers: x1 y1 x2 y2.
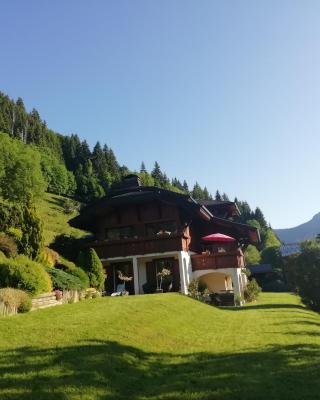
36 193 87 245
0 293 320 399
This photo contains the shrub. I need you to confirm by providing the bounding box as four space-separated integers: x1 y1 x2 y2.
287 244 320 311
188 279 211 303
54 255 89 289
62 198 79 215
0 256 52 295
18 296 32 313
37 247 60 268
47 268 83 291
0 233 18 258
77 248 105 290
68 267 89 289
244 278 261 302
0 288 32 315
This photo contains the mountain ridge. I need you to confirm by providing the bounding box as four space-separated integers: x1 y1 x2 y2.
275 212 320 243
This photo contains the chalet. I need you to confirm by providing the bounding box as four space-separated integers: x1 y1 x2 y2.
70 175 260 301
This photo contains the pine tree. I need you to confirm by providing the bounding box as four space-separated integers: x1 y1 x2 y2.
140 161 147 173
215 190 222 201
77 248 105 290
192 182 204 200
203 187 210 201
151 162 162 186
222 193 230 201
254 207 267 229
20 202 44 259
183 180 189 193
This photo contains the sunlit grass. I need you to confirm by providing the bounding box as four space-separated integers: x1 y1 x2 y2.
0 292 320 399
36 193 86 245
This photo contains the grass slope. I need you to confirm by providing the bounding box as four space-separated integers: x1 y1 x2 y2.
0 293 320 400
36 193 86 245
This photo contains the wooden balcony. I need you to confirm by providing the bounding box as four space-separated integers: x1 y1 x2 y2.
191 250 245 271
90 233 190 259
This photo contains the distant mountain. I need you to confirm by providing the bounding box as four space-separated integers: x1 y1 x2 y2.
275 212 320 244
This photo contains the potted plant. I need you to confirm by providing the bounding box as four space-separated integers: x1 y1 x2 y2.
156 268 171 293
117 270 133 295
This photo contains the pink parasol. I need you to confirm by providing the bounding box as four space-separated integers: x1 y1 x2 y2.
201 233 236 242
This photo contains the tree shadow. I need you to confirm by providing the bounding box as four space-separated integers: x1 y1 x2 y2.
0 340 320 399
221 303 307 311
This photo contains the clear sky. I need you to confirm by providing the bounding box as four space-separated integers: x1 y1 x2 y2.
1 0 319 228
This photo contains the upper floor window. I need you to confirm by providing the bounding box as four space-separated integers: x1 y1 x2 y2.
105 226 136 240
145 220 178 237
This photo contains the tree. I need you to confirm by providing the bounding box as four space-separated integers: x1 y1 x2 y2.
182 180 189 193
151 162 162 186
222 193 230 201
288 242 320 311
215 190 222 201
254 207 267 229
192 182 204 200
245 245 261 265
140 161 147 173
77 248 105 290
75 161 105 202
0 133 46 203
20 203 44 259
263 228 281 248
138 172 155 187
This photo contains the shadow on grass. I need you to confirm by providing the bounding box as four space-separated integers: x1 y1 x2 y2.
0 341 320 400
221 303 308 312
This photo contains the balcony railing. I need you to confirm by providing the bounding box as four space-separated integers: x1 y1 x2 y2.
90 233 190 259
191 250 245 271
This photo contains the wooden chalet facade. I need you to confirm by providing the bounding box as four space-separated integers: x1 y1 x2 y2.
70 175 260 300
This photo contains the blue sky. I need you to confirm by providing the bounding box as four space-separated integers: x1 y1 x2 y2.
1 0 319 228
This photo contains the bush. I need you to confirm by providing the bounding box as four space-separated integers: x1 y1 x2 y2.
188 279 211 303
68 267 89 289
77 248 105 290
37 247 60 268
287 244 320 311
18 295 32 313
244 278 262 302
0 233 18 258
47 268 83 291
0 256 52 295
54 255 89 289
0 288 32 315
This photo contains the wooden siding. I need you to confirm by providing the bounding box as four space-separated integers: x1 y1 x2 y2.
92 233 190 259
191 250 245 271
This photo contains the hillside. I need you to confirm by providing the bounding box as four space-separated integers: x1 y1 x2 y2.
0 293 319 399
275 212 320 243
36 193 87 245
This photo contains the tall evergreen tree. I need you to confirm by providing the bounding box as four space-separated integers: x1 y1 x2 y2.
215 190 222 201
140 161 147 173
182 180 189 193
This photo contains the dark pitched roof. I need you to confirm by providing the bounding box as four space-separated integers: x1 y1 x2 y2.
69 179 259 244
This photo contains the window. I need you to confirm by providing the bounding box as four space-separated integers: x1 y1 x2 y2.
105 226 136 240
145 220 177 237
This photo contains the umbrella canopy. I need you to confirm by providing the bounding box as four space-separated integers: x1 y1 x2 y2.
201 233 236 242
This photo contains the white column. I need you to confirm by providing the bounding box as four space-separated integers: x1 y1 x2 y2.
132 257 139 295
178 252 187 294
231 268 242 302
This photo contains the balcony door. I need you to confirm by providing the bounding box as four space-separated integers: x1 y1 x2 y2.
106 261 134 294
145 258 180 292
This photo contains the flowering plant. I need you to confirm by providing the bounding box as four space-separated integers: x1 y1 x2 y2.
55 289 63 300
